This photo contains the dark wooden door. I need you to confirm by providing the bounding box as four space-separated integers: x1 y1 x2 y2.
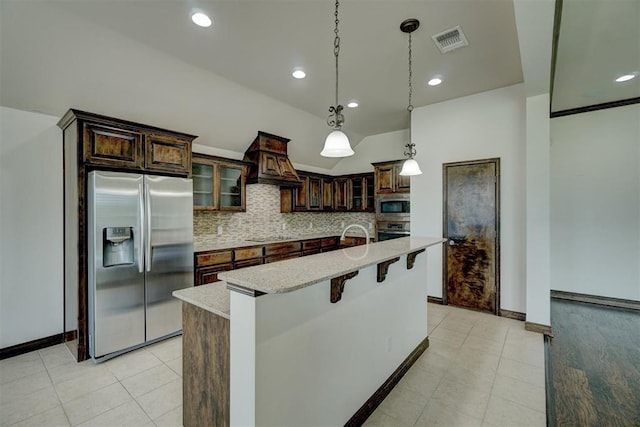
443 158 500 314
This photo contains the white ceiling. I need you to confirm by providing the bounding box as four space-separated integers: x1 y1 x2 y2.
46 0 524 137
552 0 639 113
1 0 637 167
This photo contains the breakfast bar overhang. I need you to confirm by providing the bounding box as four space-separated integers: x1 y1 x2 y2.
174 236 444 426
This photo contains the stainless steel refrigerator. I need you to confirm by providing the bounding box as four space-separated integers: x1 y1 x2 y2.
88 171 193 361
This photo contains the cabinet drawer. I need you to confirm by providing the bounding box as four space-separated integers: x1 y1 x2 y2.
195 263 232 285
234 246 263 261
264 241 301 257
265 252 301 264
234 258 263 269
145 134 191 175
83 123 143 168
340 237 367 247
303 248 321 256
302 239 321 251
195 250 233 267
321 237 339 248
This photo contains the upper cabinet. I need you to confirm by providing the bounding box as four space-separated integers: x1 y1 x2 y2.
282 172 373 213
281 172 334 212
59 109 196 177
349 173 375 212
373 160 410 194
192 154 250 212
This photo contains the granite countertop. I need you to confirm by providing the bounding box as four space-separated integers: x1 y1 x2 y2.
219 236 445 295
173 281 230 319
193 231 371 252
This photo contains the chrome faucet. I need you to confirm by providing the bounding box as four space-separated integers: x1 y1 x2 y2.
340 224 370 244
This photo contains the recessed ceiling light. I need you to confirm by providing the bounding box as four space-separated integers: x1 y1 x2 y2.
347 101 359 108
428 77 442 86
615 73 637 83
191 12 212 28
292 69 306 79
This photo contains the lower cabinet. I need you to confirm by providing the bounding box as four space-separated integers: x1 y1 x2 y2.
196 263 233 286
264 241 302 263
194 236 361 285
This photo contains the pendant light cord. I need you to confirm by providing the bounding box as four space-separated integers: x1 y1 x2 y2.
334 0 341 109
407 31 414 153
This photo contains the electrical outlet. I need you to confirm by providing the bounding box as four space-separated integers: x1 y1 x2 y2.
309 222 313 229
282 223 287 231
341 221 345 228
217 225 223 236
368 222 373 229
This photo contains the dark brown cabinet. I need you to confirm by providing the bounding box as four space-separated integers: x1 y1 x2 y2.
333 178 350 211
193 236 360 286
76 112 194 176
281 171 333 212
145 133 191 174
264 241 302 263
58 109 197 362
373 160 410 194
192 154 250 212
349 173 375 212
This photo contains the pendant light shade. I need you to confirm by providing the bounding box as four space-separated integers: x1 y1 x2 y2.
321 0 354 158
321 130 354 157
399 158 423 176
399 19 422 176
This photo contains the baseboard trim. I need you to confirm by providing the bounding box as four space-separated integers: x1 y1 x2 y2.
551 290 640 311
427 296 443 305
543 333 556 426
0 332 69 360
499 309 526 321
345 336 430 426
525 321 553 337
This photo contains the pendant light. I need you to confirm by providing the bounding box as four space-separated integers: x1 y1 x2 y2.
321 0 354 157
399 19 423 176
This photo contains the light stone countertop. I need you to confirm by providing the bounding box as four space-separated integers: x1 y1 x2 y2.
173 281 230 319
219 236 445 295
193 231 370 252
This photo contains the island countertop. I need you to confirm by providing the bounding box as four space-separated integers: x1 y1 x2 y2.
219 236 444 295
173 281 230 319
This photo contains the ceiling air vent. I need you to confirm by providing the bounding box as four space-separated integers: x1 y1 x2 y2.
432 25 468 53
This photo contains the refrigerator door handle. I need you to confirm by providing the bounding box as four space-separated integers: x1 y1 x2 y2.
138 183 145 274
145 182 152 272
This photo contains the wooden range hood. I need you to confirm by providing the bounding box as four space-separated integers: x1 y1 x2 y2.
243 131 302 187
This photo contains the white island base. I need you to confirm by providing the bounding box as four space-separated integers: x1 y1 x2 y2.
174 237 443 426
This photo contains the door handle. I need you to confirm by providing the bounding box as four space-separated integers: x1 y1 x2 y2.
145 183 152 272
138 183 144 273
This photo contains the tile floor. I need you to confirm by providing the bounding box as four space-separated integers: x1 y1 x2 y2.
1 303 545 426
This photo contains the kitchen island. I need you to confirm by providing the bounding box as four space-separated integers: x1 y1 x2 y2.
174 236 444 426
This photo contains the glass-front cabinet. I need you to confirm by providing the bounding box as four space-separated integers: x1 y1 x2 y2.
219 164 244 210
349 173 375 212
193 163 215 208
192 154 249 212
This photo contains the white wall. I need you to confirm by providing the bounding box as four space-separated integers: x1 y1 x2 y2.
230 252 428 425
525 94 551 326
410 84 527 313
550 104 640 301
0 107 64 348
332 129 408 175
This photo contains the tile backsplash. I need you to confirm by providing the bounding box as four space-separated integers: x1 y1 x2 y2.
194 184 375 245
